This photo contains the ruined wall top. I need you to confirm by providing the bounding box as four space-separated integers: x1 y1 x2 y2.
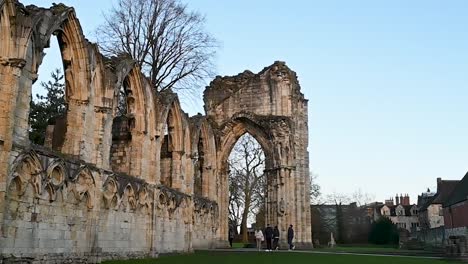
203 61 307 124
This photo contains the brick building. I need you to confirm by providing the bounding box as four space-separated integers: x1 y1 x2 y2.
419 178 459 230
444 172 468 230
443 172 468 257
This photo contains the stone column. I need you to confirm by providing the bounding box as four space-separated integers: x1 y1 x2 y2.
60 99 92 158
171 151 183 190
0 60 28 235
214 165 229 248
92 107 113 170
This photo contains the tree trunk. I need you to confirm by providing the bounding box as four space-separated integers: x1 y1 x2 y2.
241 197 251 243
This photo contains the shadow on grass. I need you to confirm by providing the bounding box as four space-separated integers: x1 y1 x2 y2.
102 251 463 264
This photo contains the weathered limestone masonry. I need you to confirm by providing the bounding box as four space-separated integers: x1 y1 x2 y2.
204 62 312 248
0 1 311 263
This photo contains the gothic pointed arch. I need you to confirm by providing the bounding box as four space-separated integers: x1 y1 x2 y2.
8 150 44 198
110 60 157 178
157 92 185 189
122 183 137 211
0 3 117 171
218 114 274 167
190 115 217 199
71 166 95 209
43 159 66 201
102 176 119 209
158 93 184 153
204 61 311 248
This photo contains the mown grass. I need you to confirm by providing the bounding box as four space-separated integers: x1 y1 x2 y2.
102 251 462 264
315 245 419 253
231 242 246 249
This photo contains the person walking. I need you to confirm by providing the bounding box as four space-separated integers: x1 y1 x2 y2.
264 224 273 251
273 226 280 250
255 228 264 251
287 225 295 251
228 228 235 248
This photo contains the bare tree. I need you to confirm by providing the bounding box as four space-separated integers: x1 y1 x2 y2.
351 188 375 206
228 134 265 243
96 0 218 93
310 172 321 204
312 190 373 244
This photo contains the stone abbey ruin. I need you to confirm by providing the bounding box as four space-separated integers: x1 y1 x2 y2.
0 1 311 262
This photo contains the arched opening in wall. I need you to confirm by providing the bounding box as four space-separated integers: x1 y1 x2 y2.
192 121 215 199
227 133 266 243
194 132 204 197
160 120 172 186
159 100 183 189
110 76 134 173
29 35 66 146
116 78 130 117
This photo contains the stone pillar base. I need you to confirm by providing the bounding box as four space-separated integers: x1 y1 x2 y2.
149 250 159 258
293 242 314 250
213 240 231 249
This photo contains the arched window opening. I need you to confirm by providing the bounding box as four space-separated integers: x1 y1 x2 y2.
116 78 130 117
193 133 205 196
110 77 134 174
160 113 172 186
227 133 265 243
29 35 66 147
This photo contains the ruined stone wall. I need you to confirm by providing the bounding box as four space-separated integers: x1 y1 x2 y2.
1 146 154 263
191 196 219 249
0 1 219 263
0 1 310 262
204 61 312 248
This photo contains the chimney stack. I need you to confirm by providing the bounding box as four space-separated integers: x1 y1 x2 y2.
401 194 410 205
395 194 400 205
385 198 394 206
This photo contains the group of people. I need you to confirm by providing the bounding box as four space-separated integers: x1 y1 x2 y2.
229 224 295 251
256 224 295 251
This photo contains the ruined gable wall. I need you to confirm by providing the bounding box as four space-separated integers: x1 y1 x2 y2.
204 61 306 125
204 61 312 248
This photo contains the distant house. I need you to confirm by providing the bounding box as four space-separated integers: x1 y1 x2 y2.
419 178 459 230
443 172 468 237
381 204 419 232
372 195 419 232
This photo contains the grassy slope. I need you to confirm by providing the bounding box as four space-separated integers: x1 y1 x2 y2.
103 251 460 264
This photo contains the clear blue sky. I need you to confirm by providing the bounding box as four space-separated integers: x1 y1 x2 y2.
25 0 468 204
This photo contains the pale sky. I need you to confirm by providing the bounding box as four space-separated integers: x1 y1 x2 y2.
25 0 468 204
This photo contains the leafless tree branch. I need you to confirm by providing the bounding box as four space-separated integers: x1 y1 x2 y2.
96 0 218 97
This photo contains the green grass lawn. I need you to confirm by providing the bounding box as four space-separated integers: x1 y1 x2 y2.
231 242 247 249
314 245 423 254
102 251 462 264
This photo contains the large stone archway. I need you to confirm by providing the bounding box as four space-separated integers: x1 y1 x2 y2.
204 61 312 248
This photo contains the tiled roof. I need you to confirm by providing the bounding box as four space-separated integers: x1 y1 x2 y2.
444 172 468 207
420 179 459 210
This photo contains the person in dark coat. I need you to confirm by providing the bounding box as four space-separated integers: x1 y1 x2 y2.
228 228 235 248
287 225 295 250
273 226 280 250
264 224 273 251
